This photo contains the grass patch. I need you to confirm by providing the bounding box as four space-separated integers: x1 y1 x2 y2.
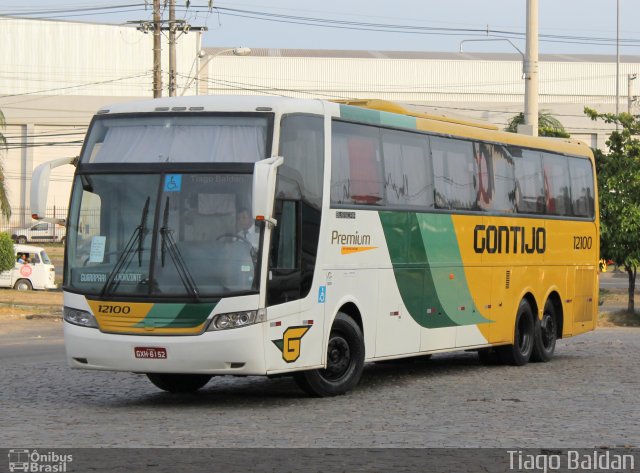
599 310 640 327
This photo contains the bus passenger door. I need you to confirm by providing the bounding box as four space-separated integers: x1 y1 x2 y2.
264 199 325 372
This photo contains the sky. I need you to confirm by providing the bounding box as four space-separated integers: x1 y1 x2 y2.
1 0 640 55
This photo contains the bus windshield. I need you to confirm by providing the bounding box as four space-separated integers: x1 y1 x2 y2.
65 172 262 299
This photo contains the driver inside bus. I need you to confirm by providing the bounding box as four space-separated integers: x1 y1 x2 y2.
236 208 260 249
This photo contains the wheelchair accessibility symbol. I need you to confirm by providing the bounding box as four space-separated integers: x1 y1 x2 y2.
164 174 182 192
318 286 326 304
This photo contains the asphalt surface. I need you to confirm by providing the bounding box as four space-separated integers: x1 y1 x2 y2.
0 315 638 449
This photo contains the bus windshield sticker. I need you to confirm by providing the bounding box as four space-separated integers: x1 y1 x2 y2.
164 174 182 192
89 235 107 263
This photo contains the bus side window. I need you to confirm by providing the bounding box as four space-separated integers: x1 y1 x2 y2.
267 200 301 306
542 153 572 216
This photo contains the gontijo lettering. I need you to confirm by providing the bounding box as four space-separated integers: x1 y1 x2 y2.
473 225 546 254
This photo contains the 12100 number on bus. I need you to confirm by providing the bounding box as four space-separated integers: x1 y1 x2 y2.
573 236 593 250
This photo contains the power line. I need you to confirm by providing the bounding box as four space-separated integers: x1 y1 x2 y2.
4 3 640 48
0 72 152 98
2 3 143 17
199 6 640 48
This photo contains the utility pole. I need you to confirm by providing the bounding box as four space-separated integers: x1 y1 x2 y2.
168 0 177 97
131 3 207 97
153 0 162 98
629 74 638 114
616 0 620 119
522 0 539 136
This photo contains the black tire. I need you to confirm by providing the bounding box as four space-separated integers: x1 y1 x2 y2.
531 299 557 362
497 299 535 366
294 313 365 397
14 279 33 291
17 236 27 244
146 373 212 393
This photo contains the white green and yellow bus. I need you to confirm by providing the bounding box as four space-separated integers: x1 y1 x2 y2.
31 96 599 396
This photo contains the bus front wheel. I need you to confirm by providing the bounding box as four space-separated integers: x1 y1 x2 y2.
146 373 212 393
294 312 365 397
497 299 534 366
531 300 557 362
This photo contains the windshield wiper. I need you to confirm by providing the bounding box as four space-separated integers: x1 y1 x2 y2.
100 197 150 298
159 197 200 300
138 197 150 266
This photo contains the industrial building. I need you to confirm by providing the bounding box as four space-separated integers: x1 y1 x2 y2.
1 16 638 227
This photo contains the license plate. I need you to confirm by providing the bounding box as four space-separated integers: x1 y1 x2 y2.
134 347 167 359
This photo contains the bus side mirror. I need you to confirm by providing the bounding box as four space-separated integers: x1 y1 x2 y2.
31 157 75 223
252 156 284 227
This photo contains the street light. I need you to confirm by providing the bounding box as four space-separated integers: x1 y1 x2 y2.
459 38 525 59
180 47 252 96
459 0 538 136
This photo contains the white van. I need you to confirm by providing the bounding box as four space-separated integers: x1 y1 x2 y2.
0 244 57 291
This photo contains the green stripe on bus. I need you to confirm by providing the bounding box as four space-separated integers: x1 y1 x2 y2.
416 213 489 326
379 212 489 329
380 212 455 328
135 303 215 328
339 105 416 129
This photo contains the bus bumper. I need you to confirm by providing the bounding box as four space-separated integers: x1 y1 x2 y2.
63 321 267 375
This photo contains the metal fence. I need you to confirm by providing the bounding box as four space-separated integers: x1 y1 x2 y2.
0 207 68 236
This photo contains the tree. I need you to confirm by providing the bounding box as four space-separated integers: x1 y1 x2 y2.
0 108 10 220
0 232 15 272
505 110 570 138
585 107 640 313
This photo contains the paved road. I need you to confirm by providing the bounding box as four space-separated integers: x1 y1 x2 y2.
1 317 638 449
600 272 635 291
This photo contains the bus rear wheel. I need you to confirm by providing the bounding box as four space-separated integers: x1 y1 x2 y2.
294 313 365 397
531 300 557 362
146 373 212 393
497 299 534 366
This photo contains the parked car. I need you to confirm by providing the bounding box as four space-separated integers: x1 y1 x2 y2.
0 244 57 291
11 221 66 244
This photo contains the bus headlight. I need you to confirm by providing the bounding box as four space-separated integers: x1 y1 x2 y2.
63 306 98 328
207 309 266 331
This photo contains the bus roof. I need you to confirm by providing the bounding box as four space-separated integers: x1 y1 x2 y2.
335 99 593 158
334 99 499 130
97 95 593 159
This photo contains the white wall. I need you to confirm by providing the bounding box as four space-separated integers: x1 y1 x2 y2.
1 17 637 221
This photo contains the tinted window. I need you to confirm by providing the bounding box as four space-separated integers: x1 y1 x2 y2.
431 137 477 210
381 130 433 209
83 115 269 164
513 148 545 214
331 122 384 205
475 143 516 213
279 115 324 209
542 153 572 216
569 158 595 217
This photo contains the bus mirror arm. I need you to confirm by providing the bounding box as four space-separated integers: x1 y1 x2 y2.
252 156 284 227
30 157 76 222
